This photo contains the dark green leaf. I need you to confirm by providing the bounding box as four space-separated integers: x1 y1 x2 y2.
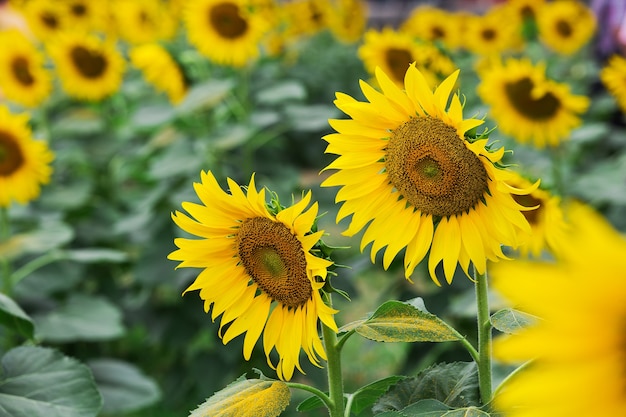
490 309 535 334
296 394 326 412
33 294 125 342
0 293 34 339
88 359 161 414
351 376 406 415
0 346 102 417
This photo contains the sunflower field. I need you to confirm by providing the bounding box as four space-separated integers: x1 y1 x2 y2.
0 0 625 416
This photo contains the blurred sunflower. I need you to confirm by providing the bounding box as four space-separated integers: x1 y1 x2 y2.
477 58 589 148
401 6 460 50
465 6 522 56
282 0 332 38
0 29 51 108
600 54 626 113
169 171 337 381
63 0 111 34
129 44 187 104
507 172 568 259
185 0 268 67
47 33 124 101
492 202 626 417
112 0 178 44
328 0 367 44
0 106 54 207
322 64 535 285
359 28 455 89
536 0 596 55
21 0 68 41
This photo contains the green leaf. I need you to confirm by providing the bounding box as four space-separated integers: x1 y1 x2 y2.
284 104 340 132
0 220 73 261
189 374 290 417
62 249 129 263
296 393 326 412
256 80 307 105
131 104 175 129
175 79 234 115
0 346 102 417
373 362 480 413
88 359 161 414
0 293 34 339
490 309 535 334
351 375 407 415
350 300 463 343
33 294 125 342
442 407 491 417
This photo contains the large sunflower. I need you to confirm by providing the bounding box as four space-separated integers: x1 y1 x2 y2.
184 0 268 67
0 106 54 207
168 171 337 381
0 29 51 108
129 43 187 104
112 0 178 44
477 58 589 148
358 28 456 89
47 33 124 101
322 64 535 285
536 0 596 55
600 54 626 113
492 202 626 417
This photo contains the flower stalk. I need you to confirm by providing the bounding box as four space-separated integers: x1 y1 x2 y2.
1 207 12 296
322 293 345 417
474 266 493 405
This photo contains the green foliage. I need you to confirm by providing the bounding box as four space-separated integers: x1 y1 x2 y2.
490 309 536 334
0 293 34 340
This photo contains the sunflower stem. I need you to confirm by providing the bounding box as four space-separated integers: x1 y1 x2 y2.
1 207 12 296
322 293 345 417
285 382 333 410
474 265 493 405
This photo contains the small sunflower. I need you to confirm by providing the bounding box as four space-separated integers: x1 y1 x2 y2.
464 5 522 56
401 6 460 51
0 106 54 207
21 0 68 41
62 0 111 34
322 64 536 285
328 0 367 44
112 0 178 44
536 0 596 55
477 58 589 148
185 0 268 67
129 44 187 104
359 28 456 89
492 202 626 417
47 33 124 101
0 29 51 108
600 54 626 113
507 172 568 259
168 171 338 381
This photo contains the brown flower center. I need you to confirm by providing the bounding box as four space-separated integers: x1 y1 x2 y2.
504 77 560 120
431 26 445 40
512 193 542 225
70 3 87 17
481 28 496 41
556 19 573 38
70 45 108 79
209 2 249 39
385 48 412 84
385 117 489 217
0 131 25 177
11 56 34 86
237 217 312 308
40 12 59 29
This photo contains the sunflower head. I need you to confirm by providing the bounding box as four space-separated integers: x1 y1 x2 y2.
322 63 536 285
169 171 338 380
537 0 596 55
600 54 626 113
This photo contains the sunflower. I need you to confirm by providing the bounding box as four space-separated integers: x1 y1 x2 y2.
0 106 54 207
536 0 596 55
464 5 522 56
21 0 68 41
477 58 589 148
129 44 187 104
281 0 332 39
322 64 536 285
328 0 367 44
168 171 337 381
600 54 626 113
492 202 626 417
185 0 268 67
358 28 456 89
47 33 124 101
0 29 51 108
62 0 111 34
507 172 568 259
400 5 460 51
111 0 178 44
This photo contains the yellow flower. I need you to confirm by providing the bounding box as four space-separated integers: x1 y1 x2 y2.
492 202 626 417
21 0 68 41
536 0 596 55
184 0 268 67
0 106 54 207
477 58 589 148
358 28 456 89
600 54 626 113
47 33 125 102
322 64 535 285
168 171 337 381
401 5 460 50
129 44 187 104
328 0 367 44
507 0 545 22
112 0 178 44
464 5 522 56
63 0 112 34
282 0 332 38
0 29 51 108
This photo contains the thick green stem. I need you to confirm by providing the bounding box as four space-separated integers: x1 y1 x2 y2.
1 207 12 296
322 294 345 417
474 266 493 405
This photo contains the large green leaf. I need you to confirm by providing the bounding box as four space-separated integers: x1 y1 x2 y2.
349 300 463 343
175 79 234 115
0 293 34 339
33 294 125 342
0 220 73 261
351 376 407 415
490 309 535 334
375 399 492 417
373 362 480 413
0 346 102 417
189 374 290 417
88 359 161 414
